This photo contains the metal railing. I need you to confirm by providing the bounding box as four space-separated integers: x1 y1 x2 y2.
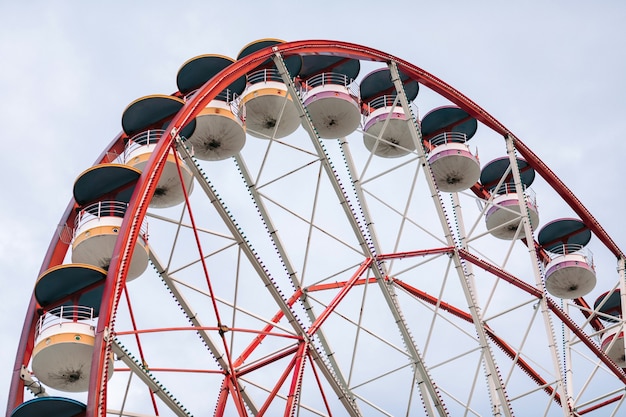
74 200 148 240
185 87 239 103
477 185 539 225
74 200 148 241
300 72 360 104
429 131 468 147
184 88 243 121
485 185 538 215
247 68 284 84
362 94 419 118
75 200 127 226
305 71 358 90
125 129 165 158
367 94 400 111
490 182 534 197
36 305 96 339
545 243 595 267
123 129 193 169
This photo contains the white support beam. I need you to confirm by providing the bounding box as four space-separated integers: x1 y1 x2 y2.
504 134 572 416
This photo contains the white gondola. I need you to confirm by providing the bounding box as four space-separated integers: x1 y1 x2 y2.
543 245 596 299
185 93 246 160
124 129 194 208
363 95 415 158
360 67 418 158
481 157 538 240
428 132 480 192
176 54 247 160
421 106 480 191
239 69 300 139
539 218 596 299
31 306 113 392
302 72 360 139
71 200 149 280
594 291 626 367
485 184 539 240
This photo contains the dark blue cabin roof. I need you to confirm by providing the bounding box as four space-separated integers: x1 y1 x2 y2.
121 95 196 138
360 67 418 103
421 106 477 140
73 164 141 205
11 397 86 417
176 54 246 98
538 218 591 252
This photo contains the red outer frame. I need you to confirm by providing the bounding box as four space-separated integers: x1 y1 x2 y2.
7 40 624 417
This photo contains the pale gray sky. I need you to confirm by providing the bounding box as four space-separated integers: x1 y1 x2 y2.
1 1 625 415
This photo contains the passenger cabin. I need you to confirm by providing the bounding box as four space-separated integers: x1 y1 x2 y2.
538 218 595 299
237 39 302 139
32 265 113 392
72 164 149 280
480 157 539 240
594 290 626 367
177 54 247 160
121 95 196 208
422 106 480 192
299 55 361 139
360 68 418 158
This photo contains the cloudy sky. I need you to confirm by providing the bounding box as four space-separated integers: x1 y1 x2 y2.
1 1 625 414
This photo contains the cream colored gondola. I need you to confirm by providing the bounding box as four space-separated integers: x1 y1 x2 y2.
71 164 149 280
300 55 361 139
31 305 113 392
237 39 302 139
422 106 480 192
121 95 197 208
480 157 539 240
538 218 596 299
360 68 418 158
177 54 247 160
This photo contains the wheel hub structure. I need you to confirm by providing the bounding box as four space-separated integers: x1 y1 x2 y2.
8 40 626 417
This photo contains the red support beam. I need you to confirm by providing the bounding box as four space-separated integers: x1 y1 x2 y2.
226 376 248 417
122 287 159 415
237 345 300 377
114 326 301 340
458 249 543 298
233 289 303 369
577 394 623 415
256 345 300 416
306 278 377 293
284 342 308 417
375 246 454 261
214 379 230 417
306 350 333 416
307 258 373 336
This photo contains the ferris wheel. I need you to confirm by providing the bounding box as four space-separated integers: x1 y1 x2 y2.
7 39 626 417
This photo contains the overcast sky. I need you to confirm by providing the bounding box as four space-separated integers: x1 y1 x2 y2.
1 1 625 414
